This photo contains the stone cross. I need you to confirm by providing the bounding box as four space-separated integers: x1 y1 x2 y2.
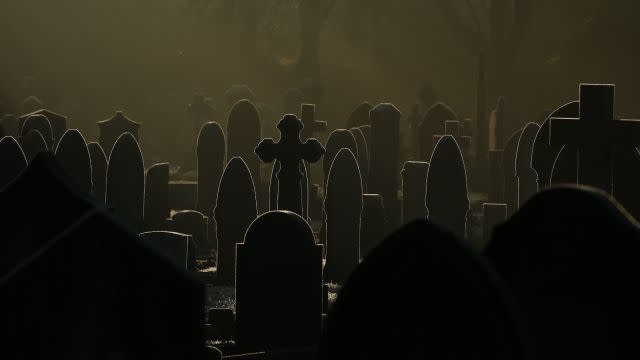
550 84 640 191
255 115 325 216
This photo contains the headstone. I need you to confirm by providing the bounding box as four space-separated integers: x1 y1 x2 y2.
188 94 218 143
358 125 371 155
503 129 523 215
196 122 226 218
97 111 141 156
349 127 369 191
139 231 190 269
0 136 27 189
481 203 507 250
488 150 505 202
54 129 92 194
346 102 372 129
225 85 256 108
170 210 208 266
360 194 386 258
106 133 145 232
368 103 401 232
20 114 53 149
236 211 323 349
426 136 469 239
319 220 528 360
463 118 474 137
144 163 169 230
486 186 640 359
300 103 327 141
214 157 258 285
531 101 579 188
515 122 540 208
323 129 358 188
19 109 67 146
1 114 20 137
324 149 363 283
418 102 456 161
255 115 325 215
550 145 578 185
550 84 640 192
21 130 49 163
227 99 261 196
87 142 107 203
401 161 429 224
283 88 305 117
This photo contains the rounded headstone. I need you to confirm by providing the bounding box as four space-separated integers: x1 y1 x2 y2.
21 130 49 163
0 136 27 189
196 122 226 217
54 129 92 194
21 114 53 149
349 127 369 191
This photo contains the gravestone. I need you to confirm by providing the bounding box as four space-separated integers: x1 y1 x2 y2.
283 88 305 117
0 154 205 357
463 118 474 137
87 142 107 203
170 210 208 266
106 133 145 232
349 127 369 191
20 114 53 149
214 157 258 285
21 130 49 163
418 102 457 161
144 163 170 231
300 103 327 142
270 160 310 219
97 111 141 157
550 146 578 185
488 150 505 202
369 103 401 232
236 211 323 350
360 194 386 258
227 99 261 198
401 161 429 224
481 203 507 250
531 101 579 188
324 149 363 283
0 136 27 189
550 84 640 192
346 102 372 129
188 94 218 144
486 186 640 359
358 125 371 155
255 115 325 215
323 129 358 188
19 109 67 146
319 220 528 360
196 122 226 218
54 129 92 194
225 85 256 108
139 231 190 270
1 114 20 137
515 122 540 208
503 129 523 215
426 136 469 239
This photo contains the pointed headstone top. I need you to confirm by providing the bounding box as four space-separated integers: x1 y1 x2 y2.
98 111 141 128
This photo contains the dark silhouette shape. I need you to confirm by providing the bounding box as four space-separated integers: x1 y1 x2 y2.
19 109 67 147
21 130 49 163
0 136 27 190
612 147 640 220
214 157 257 285
227 99 262 195
349 127 369 191
196 122 226 218
0 154 204 357
401 161 429 224
426 136 469 239
97 111 141 157
486 186 640 359
54 129 92 194
346 102 372 129
169 210 208 269
87 142 107 203
236 211 323 350
144 163 170 230
550 145 578 185
503 129 523 215
324 149 363 283
106 133 144 232
20 114 53 149
139 231 191 270
255 115 324 215
515 122 540 208
323 129 358 189
531 101 579 188
418 102 457 161
360 194 386 258
319 220 528 360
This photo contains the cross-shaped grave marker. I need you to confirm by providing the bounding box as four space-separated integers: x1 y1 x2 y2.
255 114 325 215
550 84 640 191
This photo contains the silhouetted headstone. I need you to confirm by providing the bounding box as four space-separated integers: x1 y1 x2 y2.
54 129 92 194
323 129 358 188
227 100 261 195
369 103 401 231
255 115 325 215
170 210 208 267
358 125 371 155
20 114 53 149
87 142 107 202
236 211 323 350
401 161 429 224
196 122 226 217
19 109 67 146
481 203 507 250
324 149 363 283
531 101 579 188
21 130 49 162
486 186 640 359
346 102 372 129
489 150 505 202
360 194 386 258
139 231 190 269
0 136 27 189
426 136 469 239
418 102 457 161
516 122 540 208
144 163 169 230
106 133 144 232
350 127 369 191
214 157 257 285
320 220 528 360
97 111 141 156
503 129 523 215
